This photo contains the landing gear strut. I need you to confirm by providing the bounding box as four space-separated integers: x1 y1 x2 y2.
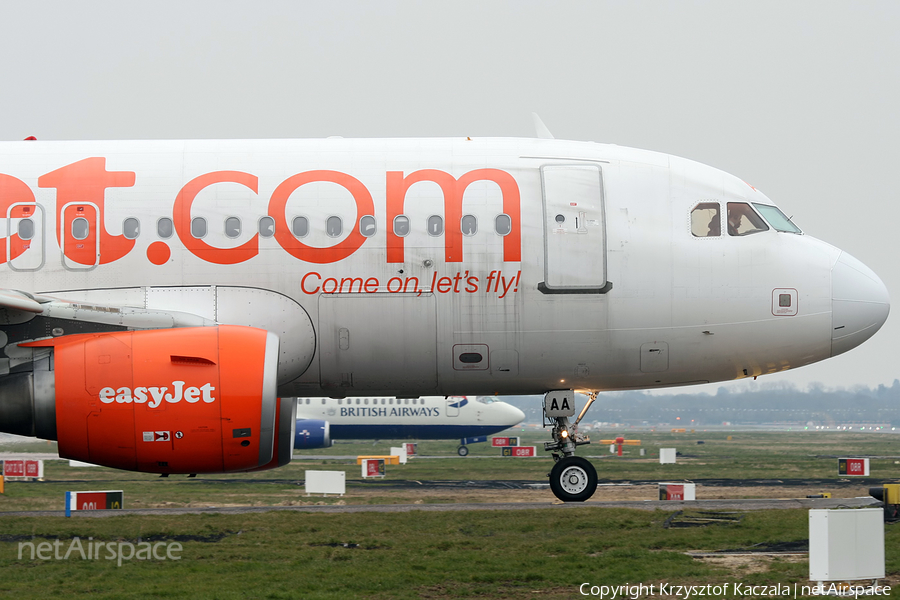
543 390 598 502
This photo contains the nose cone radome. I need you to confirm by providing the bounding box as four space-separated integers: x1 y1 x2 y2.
832 251 890 357
500 403 526 427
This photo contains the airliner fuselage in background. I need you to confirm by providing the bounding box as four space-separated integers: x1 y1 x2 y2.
0 136 888 500
294 396 525 455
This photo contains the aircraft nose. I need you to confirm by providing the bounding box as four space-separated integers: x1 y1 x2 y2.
832 251 890 357
503 403 526 426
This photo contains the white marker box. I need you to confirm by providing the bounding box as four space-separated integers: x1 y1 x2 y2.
305 471 345 496
659 448 677 464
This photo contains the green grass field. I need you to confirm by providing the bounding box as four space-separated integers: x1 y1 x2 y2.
0 507 897 599
0 430 897 598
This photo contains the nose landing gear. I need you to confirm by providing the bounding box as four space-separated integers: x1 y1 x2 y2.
543 390 599 502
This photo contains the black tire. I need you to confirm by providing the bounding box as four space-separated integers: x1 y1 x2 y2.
457 445 469 457
549 456 597 502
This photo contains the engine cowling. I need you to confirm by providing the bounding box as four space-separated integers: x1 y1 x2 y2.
5 325 295 474
294 419 332 449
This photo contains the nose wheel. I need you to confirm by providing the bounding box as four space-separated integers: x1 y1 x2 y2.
549 456 597 502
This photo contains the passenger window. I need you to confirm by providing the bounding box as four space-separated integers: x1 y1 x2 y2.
495 214 512 236
225 217 241 239
191 217 207 238
393 215 410 237
461 215 477 236
427 215 443 236
326 216 342 238
292 216 309 237
122 217 140 240
18 218 34 241
727 203 769 236
157 218 174 239
691 203 720 237
360 215 376 237
258 216 275 238
72 217 89 241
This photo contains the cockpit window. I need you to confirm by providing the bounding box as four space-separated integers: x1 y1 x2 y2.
752 203 802 234
691 202 721 237
727 202 768 236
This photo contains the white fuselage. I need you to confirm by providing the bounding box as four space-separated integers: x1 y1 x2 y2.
0 137 888 398
295 396 525 442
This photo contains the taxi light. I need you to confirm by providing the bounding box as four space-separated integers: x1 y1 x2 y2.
561 430 569 438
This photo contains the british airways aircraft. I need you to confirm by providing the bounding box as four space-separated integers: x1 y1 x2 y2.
0 133 888 501
293 396 525 455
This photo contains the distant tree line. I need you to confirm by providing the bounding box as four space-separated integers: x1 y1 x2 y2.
496 380 900 427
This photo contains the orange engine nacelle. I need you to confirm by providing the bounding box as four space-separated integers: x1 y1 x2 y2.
20 326 296 474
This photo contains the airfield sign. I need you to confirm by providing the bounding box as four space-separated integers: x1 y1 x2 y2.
501 446 536 457
838 458 870 476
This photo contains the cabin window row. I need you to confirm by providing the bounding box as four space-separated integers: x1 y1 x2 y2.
97 214 514 241
332 398 424 406
298 398 426 405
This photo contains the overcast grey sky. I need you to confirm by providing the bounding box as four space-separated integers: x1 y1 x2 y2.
1 1 897 391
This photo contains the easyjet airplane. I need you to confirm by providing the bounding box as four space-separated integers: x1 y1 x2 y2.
0 131 888 501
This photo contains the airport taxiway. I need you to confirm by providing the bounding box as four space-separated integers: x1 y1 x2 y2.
0 496 880 518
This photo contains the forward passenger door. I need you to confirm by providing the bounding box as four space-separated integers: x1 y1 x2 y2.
539 164 608 293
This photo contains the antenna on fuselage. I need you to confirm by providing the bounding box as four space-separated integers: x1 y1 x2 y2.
531 113 554 139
